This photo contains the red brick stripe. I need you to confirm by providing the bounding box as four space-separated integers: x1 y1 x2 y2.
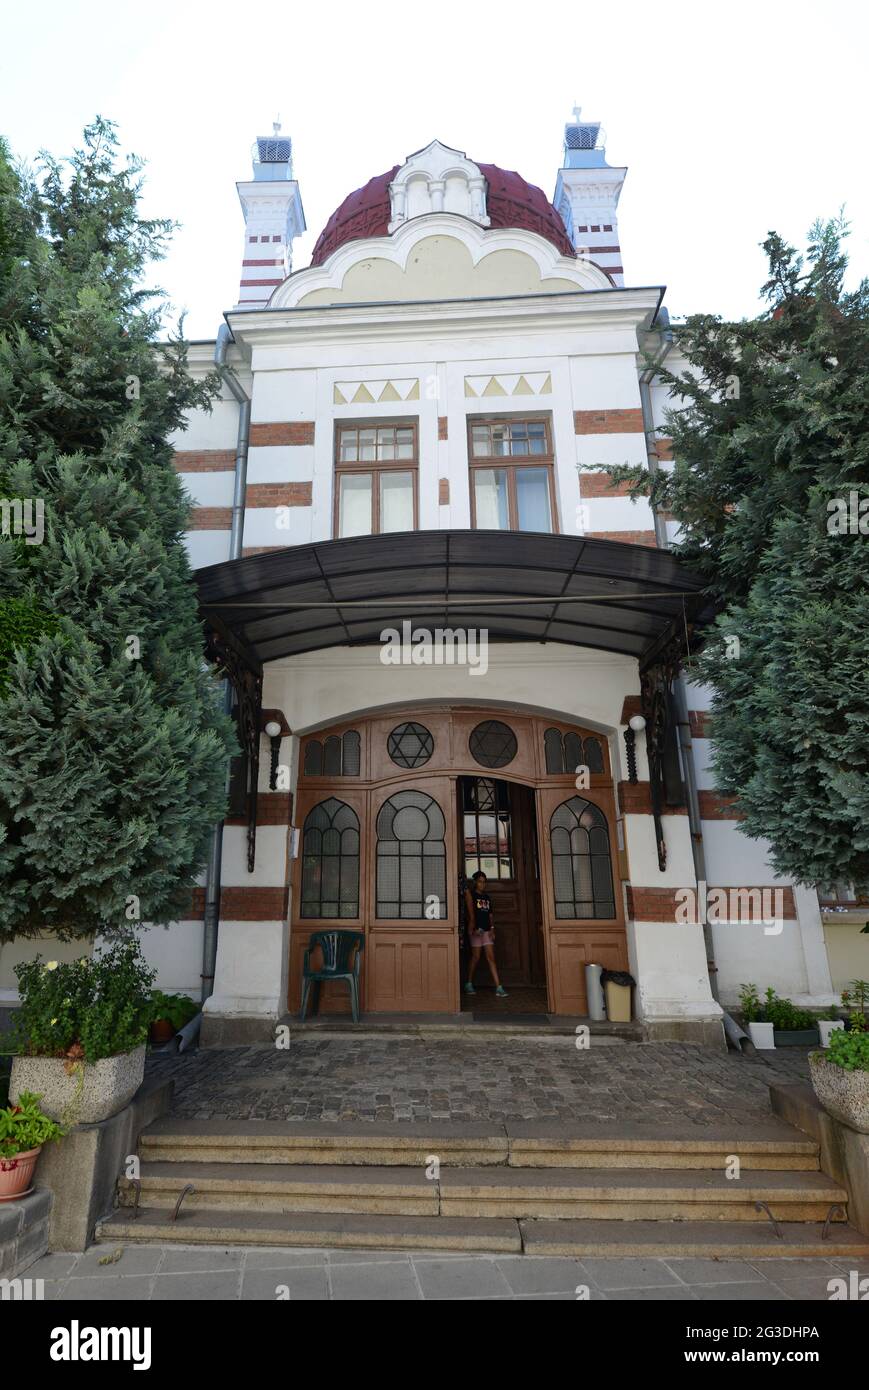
189 507 231 530
579 471 637 498
656 437 674 461
688 710 712 738
574 409 645 434
618 782 688 816
190 886 289 920
225 792 293 827
250 422 315 447
246 482 313 507
174 450 236 473
438 478 450 504
242 545 289 557
627 885 796 922
587 530 658 547
698 790 743 820
239 278 283 287
438 416 448 441
242 259 284 266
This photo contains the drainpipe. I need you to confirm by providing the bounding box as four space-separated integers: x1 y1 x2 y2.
200 324 251 1007
640 310 752 1053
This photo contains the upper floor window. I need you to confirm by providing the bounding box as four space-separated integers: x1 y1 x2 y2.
334 423 417 538
468 417 556 533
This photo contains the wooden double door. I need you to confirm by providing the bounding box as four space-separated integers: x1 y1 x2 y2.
458 777 545 988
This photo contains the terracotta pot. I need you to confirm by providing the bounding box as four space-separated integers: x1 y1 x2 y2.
149 1019 175 1044
0 1146 42 1200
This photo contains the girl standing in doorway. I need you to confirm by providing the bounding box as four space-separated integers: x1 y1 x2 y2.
463 871 508 997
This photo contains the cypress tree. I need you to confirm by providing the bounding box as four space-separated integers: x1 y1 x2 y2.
603 217 869 890
0 119 236 941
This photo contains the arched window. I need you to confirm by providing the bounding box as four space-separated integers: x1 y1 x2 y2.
549 796 615 919
302 730 361 776
300 798 360 918
376 790 447 919
563 731 583 772
544 727 564 774
584 736 604 774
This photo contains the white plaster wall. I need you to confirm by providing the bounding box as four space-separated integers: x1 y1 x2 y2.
242 507 312 549
184 531 231 569
247 445 315 484
136 921 204 999
178 472 235 508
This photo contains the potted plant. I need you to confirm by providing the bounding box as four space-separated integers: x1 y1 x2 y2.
8 940 155 1126
817 1011 846 1047
762 989 821 1046
148 991 198 1044
739 983 775 1049
809 1029 869 1133
841 981 869 1031
0 1091 64 1200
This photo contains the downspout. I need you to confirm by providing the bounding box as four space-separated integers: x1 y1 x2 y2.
640 310 752 1053
200 323 251 1007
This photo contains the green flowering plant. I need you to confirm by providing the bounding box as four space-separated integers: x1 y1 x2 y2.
148 991 198 1031
0 1091 65 1158
10 940 156 1064
822 1029 869 1072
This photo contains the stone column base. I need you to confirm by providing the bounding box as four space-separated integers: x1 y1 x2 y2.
200 1009 283 1046
642 1017 727 1048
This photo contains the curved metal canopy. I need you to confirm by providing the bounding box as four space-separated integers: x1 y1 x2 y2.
196 530 708 671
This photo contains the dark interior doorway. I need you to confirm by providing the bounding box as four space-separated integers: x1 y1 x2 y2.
457 777 547 1006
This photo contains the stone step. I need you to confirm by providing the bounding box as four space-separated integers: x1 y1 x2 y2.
521 1219 869 1260
94 1207 869 1259
119 1161 847 1222
96 1208 522 1254
137 1118 820 1171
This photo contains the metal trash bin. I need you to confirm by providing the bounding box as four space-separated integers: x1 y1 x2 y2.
584 963 606 1021
601 969 635 1023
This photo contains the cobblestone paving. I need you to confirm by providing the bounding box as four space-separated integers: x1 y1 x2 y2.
27 1245 866 1301
146 1040 813 1126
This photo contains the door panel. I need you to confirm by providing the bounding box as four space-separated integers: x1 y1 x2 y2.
459 779 544 988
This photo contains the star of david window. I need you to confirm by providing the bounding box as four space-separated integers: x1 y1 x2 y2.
469 719 517 769
387 721 434 768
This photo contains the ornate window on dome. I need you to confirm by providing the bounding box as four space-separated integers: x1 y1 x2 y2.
469 417 556 533
376 790 447 919
335 423 417 538
300 798 360 919
549 796 615 919
469 719 517 769
303 730 361 777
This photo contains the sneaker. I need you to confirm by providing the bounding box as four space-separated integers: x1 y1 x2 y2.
463 982 476 994
495 986 508 998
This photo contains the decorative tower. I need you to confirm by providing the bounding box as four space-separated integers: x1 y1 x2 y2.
234 123 306 310
553 108 626 286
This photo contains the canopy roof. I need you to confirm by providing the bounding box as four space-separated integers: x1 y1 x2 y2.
196 530 709 672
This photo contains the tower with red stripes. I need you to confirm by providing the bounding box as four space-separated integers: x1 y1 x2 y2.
235 124 306 309
553 108 626 286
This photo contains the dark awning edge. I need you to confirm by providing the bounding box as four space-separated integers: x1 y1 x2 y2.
195 530 710 671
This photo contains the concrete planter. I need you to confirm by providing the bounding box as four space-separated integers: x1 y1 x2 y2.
819 1019 846 1047
10 1046 146 1126
809 1053 869 1133
748 1021 775 1050
774 1027 820 1047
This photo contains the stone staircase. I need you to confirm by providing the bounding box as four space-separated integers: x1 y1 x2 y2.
95 1117 869 1258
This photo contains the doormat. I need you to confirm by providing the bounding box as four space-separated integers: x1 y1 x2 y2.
472 1012 551 1025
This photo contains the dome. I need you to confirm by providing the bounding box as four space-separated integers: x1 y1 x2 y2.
310 160 575 267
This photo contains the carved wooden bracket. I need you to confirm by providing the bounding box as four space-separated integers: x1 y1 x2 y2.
205 617 264 873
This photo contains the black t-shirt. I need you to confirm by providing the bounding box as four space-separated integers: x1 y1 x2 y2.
472 893 492 932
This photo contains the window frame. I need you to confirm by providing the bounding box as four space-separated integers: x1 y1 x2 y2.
333 420 419 539
467 414 559 534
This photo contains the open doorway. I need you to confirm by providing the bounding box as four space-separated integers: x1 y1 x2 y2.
457 776 549 1014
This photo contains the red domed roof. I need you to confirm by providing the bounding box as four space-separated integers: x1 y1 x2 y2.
310 161 575 267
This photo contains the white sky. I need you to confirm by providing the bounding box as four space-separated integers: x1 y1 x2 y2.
3 0 868 339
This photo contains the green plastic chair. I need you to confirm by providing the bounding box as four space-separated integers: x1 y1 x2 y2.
300 930 365 1023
